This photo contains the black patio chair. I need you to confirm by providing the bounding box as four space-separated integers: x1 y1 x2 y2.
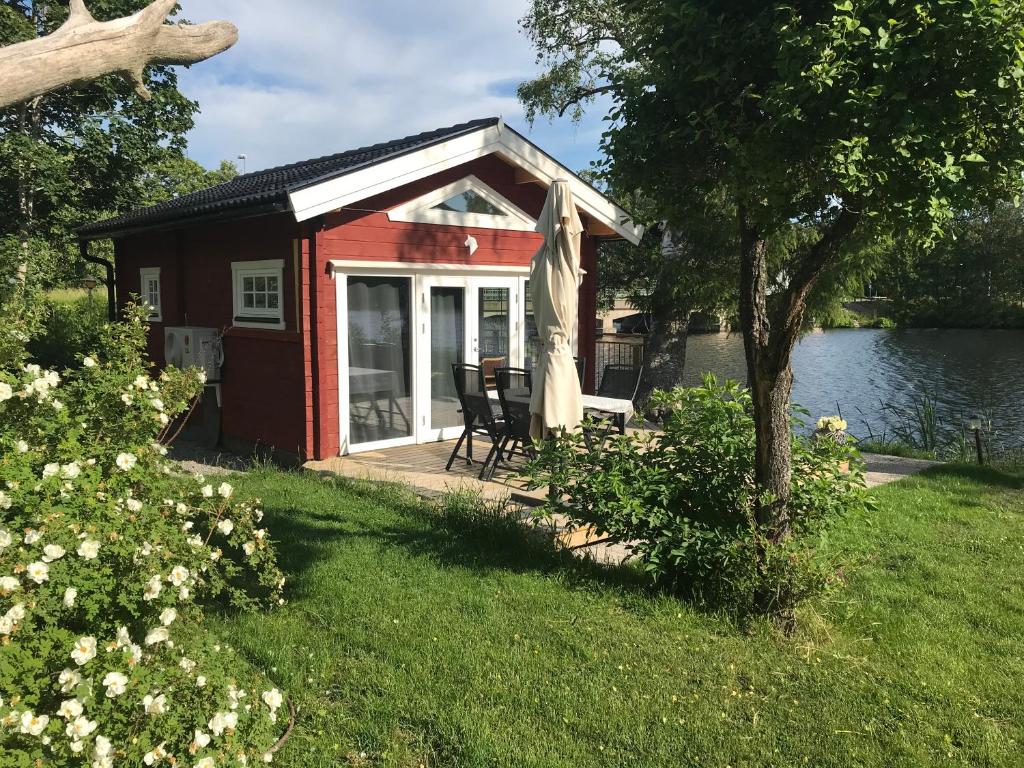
484 366 536 480
595 363 643 434
493 365 531 397
574 356 587 387
445 363 504 477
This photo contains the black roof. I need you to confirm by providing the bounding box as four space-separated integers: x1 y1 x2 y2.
79 117 501 239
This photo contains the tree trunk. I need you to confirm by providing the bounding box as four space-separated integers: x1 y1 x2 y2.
636 306 691 403
737 215 795 536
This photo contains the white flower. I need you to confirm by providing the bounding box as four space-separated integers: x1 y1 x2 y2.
262 688 283 714
78 539 100 559
43 462 60 478
15 440 28 453
196 369 208 383
103 671 129 697
26 561 49 584
134 375 150 389
63 587 77 607
0 529 10 549
0 575 18 592
145 626 169 645
159 412 170 426
168 565 190 586
0 491 10 510
142 693 166 715
179 586 190 601
208 710 238 736
95 734 112 756
144 575 162 601
195 758 216 768
19 710 48 736
217 519 234 536
24 528 41 544
0 382 12 402
66 716 97 739
59 668 82 692
115 452 137 471
42 544 66 562
242 542 255 556
126 498 143 513
58 698 84 719
160 607 177 626
83 356 96 368
121 393 133 405
217 482 233 499
191 729 211 750
61 462 81 479
201 484 214 498
71 636 97 665
176 502 188 515
143 743 168 765
150 398 165 412
51 399 64 411
195 675 207 688
179 656 196 673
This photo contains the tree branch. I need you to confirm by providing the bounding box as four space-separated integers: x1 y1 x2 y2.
557 83 615 116
0 0 238 108
770 203 863 367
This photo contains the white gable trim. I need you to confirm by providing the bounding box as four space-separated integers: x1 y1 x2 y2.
386 174 537 232
287 123 644 245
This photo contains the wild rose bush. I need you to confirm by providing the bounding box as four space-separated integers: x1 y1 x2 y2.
0 305 289 766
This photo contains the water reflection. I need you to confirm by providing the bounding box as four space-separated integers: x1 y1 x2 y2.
682 329 1024 446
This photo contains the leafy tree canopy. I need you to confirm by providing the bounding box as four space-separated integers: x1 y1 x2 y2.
0 0 206 284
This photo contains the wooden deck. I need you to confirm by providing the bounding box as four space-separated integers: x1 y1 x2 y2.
305 439 549 506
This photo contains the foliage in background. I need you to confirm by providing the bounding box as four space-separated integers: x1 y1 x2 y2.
0 305 288 765
879 202 1024 328
0 1 238 287
27 295 108 371
527 376 869 620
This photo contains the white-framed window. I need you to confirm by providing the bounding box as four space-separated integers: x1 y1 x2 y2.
386 175 537 232
139 267 162 322
231 259 286 330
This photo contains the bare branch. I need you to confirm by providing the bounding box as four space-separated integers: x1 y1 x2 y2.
557 83 615 116
0 0 238 108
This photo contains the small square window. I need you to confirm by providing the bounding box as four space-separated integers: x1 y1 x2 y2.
231 260 286 330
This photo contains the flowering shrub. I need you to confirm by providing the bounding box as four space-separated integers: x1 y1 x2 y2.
527 376 870 619
1 305 288 766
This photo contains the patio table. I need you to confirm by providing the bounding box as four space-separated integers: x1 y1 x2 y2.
349 366 409 430
487 389 634 433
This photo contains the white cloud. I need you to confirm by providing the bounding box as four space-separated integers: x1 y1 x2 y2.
175 0 606 174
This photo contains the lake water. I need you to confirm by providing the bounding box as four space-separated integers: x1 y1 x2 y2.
681 329 1024 448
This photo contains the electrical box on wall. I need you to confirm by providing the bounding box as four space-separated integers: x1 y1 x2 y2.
164 327 224 383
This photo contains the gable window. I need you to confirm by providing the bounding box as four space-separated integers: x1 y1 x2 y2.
387 175 536 232
139 267 162 322
231 259 286 330
433 189 506 216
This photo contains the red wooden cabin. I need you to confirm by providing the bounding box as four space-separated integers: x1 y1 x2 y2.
80 118 642 463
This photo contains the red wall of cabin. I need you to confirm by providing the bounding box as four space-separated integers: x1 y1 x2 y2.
115 213 309 462
114 154 603 462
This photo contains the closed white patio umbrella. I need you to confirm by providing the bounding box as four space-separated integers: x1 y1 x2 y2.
529 179 584 439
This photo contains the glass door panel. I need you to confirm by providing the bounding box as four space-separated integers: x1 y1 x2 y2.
346 276 413 446
429 286 465 431
478 287 510 389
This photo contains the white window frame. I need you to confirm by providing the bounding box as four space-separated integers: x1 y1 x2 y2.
139 267 162 322
231 259 286 330
386 175 537 232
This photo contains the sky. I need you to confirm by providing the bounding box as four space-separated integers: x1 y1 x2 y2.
174 0 609 175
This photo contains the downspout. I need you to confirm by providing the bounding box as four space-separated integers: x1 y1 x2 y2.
79 240 116 321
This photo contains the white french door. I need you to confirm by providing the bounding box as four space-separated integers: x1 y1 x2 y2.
336 267 526 453
417 275 522 443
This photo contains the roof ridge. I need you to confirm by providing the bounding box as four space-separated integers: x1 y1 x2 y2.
233 116 500 181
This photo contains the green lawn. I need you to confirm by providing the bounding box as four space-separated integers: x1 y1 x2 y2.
216 466 1024 767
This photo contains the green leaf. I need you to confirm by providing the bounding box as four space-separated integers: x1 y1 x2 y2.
963 152 987 162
